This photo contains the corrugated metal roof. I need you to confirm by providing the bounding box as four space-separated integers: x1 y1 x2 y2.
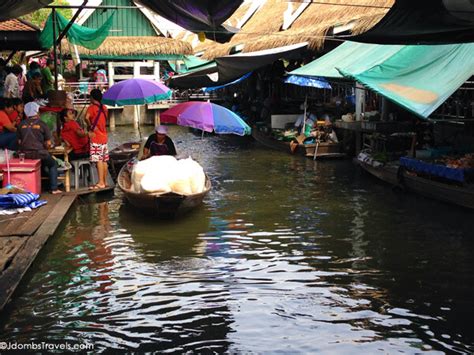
82 0 158 37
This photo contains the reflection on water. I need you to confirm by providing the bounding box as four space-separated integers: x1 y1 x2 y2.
0 127 473 353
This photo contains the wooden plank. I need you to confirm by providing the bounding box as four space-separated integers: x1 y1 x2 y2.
0 195 76 312
0 195 60 237
0 237 27 273
65 186 114 196
0 213 31 237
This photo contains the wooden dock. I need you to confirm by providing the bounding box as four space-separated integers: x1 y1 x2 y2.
0 194 76 312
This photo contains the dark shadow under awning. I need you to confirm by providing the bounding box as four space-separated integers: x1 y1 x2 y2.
171 42 308 89
138 0 243 43
0 0 53 21
0 19 44 50
345 0 474 44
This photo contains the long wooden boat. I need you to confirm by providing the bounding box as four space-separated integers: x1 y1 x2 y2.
109 142 141 179
356 157 474 209
117 163 212 218
252 128 345 159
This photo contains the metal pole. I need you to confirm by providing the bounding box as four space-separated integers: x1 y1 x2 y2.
5 50 17 65
55 0 88 46
52 8 59 91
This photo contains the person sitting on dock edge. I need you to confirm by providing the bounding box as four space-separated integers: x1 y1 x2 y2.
142 125 177 159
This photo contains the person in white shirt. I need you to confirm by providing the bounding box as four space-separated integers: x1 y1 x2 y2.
4 65 22 98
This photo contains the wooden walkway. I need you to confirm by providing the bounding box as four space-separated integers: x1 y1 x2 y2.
0 194 76 312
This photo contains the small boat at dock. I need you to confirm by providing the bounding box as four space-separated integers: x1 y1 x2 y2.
117 162 212 218
356 154 474 209
252 128 345 159
109 142 141 179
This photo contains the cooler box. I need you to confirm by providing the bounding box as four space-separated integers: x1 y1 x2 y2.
0 159 42 194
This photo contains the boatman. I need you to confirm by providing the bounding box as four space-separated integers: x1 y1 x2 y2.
142 125 177 159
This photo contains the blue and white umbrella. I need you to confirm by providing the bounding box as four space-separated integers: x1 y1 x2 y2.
284 75 332 89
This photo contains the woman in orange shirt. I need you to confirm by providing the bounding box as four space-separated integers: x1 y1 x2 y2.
0 98 17 150
85 89 109 190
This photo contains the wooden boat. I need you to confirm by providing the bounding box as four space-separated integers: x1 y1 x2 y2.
252 128 345 159
356 157 474 209
117 162 212 218
109 142 141 179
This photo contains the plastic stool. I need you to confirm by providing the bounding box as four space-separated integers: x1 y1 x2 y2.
71 159 92 190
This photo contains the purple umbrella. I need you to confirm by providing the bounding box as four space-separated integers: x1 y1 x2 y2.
102 78 171 106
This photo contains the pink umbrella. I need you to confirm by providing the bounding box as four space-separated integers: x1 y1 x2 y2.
160 101 251 136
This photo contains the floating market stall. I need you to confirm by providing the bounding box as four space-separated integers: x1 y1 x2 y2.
348 43 474 208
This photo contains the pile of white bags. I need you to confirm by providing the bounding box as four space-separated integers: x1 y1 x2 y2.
131 156 206 195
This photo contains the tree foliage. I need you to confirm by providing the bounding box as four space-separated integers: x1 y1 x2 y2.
22 0 72 27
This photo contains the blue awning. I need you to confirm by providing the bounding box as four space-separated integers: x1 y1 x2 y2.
203 72 253 92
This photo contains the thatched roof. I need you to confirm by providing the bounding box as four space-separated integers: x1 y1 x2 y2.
69 36 193 57
201 0 394 59
244 0 394 53
202 0 287 59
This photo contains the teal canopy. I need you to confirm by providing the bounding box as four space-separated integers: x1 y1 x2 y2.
290 41 403 79
339 43 474 118
169 55 215 74
40 11 114 50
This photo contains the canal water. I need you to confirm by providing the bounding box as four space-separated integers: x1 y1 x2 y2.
0 126 473 353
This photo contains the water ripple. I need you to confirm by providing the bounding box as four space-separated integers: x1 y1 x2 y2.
0 129 473 353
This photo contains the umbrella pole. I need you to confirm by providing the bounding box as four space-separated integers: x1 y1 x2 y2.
135 105 142 140
201 129 204 140
302 95 307 135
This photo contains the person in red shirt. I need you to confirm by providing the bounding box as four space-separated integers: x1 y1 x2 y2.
0 98 17 150
85 89 109 189
60 108 89 160
11 98 25 126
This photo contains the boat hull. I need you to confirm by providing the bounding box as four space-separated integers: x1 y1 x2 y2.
117 162 211 218
357 159 474 209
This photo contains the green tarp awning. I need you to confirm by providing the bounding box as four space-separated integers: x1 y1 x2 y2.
168 55 214 74
40 11 114 50
290 41 403 79
340 43 474 118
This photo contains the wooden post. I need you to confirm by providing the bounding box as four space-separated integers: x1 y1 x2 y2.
154 110 160 126
109 109 116 129
154 61 160 82
355 82 365 121
133 105 139 129
52 8 59 91
107 61 114 86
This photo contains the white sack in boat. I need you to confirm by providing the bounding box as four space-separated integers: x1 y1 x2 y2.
131 155 206 195
178 158 206 194
132 155 178 192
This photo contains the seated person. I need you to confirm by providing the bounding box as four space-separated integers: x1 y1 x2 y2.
0 98 17 150
17 102 61 194
11 98 25 126
22 72 43 103
142 125 177 159
60 108 89 160
294 111 317 136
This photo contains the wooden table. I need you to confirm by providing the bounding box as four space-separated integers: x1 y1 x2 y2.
48 146 72 192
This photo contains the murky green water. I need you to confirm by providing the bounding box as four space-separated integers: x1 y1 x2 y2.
1 127 473 353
